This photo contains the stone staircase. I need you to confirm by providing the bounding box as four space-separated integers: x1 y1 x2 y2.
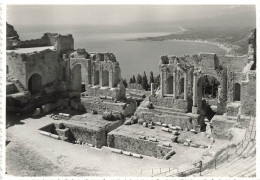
191 116 256 177
148 116 256 177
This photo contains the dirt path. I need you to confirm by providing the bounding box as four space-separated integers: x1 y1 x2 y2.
6 114 234 177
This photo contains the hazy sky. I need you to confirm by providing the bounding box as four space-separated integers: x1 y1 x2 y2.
7 5 255 26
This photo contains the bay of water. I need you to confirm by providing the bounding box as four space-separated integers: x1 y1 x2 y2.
18 27 226 80
74 33 226 80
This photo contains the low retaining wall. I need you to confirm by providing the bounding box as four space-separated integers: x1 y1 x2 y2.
107 133 171 158
73 97 136 117
137 110 198 131
39 120 123 148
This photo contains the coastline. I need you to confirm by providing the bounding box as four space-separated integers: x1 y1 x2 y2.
126 26 233 55
166 39 232 54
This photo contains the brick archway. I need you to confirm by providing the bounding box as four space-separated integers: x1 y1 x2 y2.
28 73 42 94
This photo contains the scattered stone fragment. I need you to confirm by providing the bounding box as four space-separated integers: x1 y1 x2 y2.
132 153 143 159
155 122 162 126
124 119 132 125
183 142 189 146
146 101 154 109
211 137 215 143
161 127 170 132
143 122 148 127
162 141 171 147
190 129 196 133
200 145 206 149
172 131 179 136
50 134 60 140
148 137 158 142
148 124 154 129
172 135 178 143
138 135 146 140
162 123 168 127
170 126 177 130
190 143 198 148
176 126 182 130
123 151 132 156
186 138 192 143
92 110 98 114
39 131 51 137
111 149 122 154
138 118 144 125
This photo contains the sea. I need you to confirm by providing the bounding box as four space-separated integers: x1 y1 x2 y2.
16 25 226 80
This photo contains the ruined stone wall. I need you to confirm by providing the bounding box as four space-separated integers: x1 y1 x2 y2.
16 38 50 48
150 96 174 108
248 29 256 69
241 72 256 116
55 34 74 52
107 132 171 158
24 49 61 88
219 56 248 73
6 53 27 87
85 85 124 100
6 83 18 94
198 53 218 69
227 71 243 102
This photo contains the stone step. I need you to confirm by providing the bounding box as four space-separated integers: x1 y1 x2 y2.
247 144 256 155
228 159 255 177
244 170 256 177
206 156 255 177
203 155 254 176
235 164 255 177
241 141 255 156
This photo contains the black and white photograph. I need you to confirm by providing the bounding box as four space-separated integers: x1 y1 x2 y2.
1 1 258 178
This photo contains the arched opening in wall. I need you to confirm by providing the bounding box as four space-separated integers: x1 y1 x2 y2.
102 70 109 86
71 64 82 92
197 75 220 131
94 70 99 85
166 75 173 95
28 73 42 94
201 75 220 99
233 83 241 101
179 78 184 97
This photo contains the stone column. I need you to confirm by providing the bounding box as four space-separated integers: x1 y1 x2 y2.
160 70 164 97
173 71 175 98
151 83 154 95
184 72 187 100
174 70 177 98
92 65 95 86
193 74 198 106
109 70 113 88
99 66 102 86
192 73 199 114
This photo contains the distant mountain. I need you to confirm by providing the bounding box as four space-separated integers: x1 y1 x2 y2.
6 22 20 40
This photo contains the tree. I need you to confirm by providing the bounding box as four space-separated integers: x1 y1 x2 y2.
137 74 142 85
149 71 155 85
129 77 133 84
142 71 149 91
122 79 128 88
132 75 136 84
154 74 160 90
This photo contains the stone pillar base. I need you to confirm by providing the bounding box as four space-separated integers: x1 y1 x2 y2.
192 106 199 114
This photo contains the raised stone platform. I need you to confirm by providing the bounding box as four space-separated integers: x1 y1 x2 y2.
71 96 136 117
107 123 213 159
40 113 124 148
135 105 199 131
